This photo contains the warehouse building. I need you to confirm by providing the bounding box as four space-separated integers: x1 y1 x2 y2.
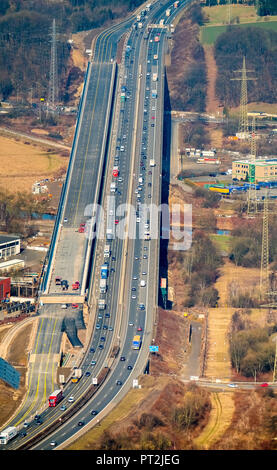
232 158 277 182
0 235 20 260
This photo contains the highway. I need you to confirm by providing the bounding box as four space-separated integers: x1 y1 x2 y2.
2 0 193 450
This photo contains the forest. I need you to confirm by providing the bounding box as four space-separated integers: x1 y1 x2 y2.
214 26 277 107
0 0 144 102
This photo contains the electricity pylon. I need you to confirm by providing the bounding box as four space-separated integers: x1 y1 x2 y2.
247 116 258 215
47 19 59 115
231 56 255 139
273 337 277 383
260 188 270 298
226 0 232 25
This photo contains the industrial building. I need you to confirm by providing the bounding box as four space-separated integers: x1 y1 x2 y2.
232 158 277 182
0 277 10 301
0 235 20 260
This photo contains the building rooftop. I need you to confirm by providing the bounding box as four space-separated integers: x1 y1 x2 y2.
0 235 20 245
233 158 277 166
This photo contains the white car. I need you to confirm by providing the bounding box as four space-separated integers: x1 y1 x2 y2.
68 396 75 403
61 304 67 309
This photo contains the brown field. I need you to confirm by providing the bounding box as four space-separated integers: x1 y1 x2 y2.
0 136 68 193
194 392 234 450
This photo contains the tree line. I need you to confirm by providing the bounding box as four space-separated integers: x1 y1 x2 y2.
229 310 276 380
0 0 144 102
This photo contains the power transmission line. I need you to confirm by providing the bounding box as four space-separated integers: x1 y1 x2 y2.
47 19 59 115
231 56 255 139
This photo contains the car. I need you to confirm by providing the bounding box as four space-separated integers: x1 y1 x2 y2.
118 177 123 182
132 295 136 299
139 304 145 310
20 431 27 437
115 219 119 225
23 422 29 428
151 123 155 127
148 182 152 187
228 383 238 388
90 347 95 353
50 441 57 447
142 272 147 275
116 380 122 386
127 365 133 370
96 324 101 330
91 410 98 415
132 287 136 291
260 382 268 387
85 371 91 377
103 324 108 330
78 421 84 427
108 326 113 331
112 256 116 261
91 360 96 366
100 336 106 342
60 405 67 411
137 326 142 331
99 344 104 350
98 314 103 319
120 356 126 361
35 419 43 425
148 170 152 175
105 313 110 318
34 414 41 421
133 276 138 280
71 303 78 309
68 396 75 403
61 304 67 309
143 254 148 259
129 322 134 326
64 217 68 223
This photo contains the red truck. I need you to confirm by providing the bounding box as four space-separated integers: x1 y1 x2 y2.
48 389 63 407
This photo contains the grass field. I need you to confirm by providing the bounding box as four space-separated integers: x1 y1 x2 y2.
210 233 233 253
201 5 277 44
201 20 277 44
0 135 67 193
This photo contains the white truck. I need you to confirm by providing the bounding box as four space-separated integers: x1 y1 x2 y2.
166 8 171 16
100 278 107 294
138 22 143 28
150 159 156 167
104 244 110 258
0 426 17 445
98 299 106 310
110 182 117 193
152 73 158 82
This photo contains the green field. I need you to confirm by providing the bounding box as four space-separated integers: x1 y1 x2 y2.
210 233 233 253
200 20 277 44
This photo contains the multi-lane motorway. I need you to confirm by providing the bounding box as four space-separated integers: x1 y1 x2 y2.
2 0 193 450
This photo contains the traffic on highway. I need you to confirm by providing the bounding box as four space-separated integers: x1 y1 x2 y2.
1 0 192 450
